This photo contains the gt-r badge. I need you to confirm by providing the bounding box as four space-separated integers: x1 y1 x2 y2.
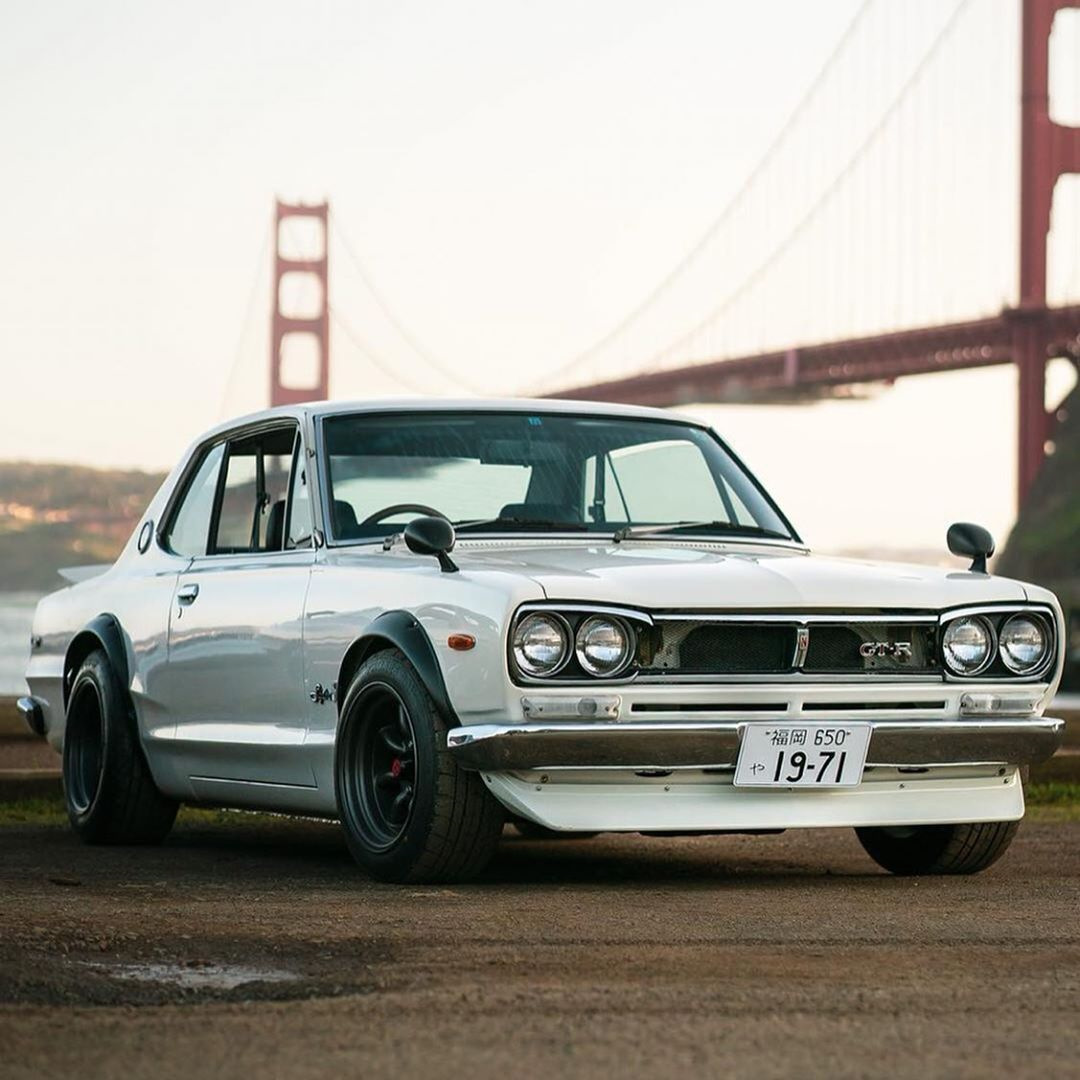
859 641 912 659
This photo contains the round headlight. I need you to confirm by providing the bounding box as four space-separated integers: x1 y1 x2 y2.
513 613 568 676
575 616 633 677
942 616 994 676
999 614 1049 674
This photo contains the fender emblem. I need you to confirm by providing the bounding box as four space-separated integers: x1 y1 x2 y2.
859 641 912 660
309 682 337 705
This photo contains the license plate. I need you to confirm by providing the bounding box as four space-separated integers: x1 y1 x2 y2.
733 722 870 787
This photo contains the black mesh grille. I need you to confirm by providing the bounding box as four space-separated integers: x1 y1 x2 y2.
639 618 937 677
643 622 795 674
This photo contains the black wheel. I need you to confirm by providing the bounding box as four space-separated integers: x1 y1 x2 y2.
855 820 1020 875
335 649 504 883
63 649 178 844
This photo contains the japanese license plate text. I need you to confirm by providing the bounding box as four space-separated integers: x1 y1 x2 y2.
733 722 871 787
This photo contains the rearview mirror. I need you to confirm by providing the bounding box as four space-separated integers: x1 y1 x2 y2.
404 516 459 573
947 522 994 575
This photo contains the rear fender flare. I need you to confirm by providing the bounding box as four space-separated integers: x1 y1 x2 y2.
63 614 131 708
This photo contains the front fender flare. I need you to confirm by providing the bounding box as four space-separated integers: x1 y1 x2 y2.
337 611 458 726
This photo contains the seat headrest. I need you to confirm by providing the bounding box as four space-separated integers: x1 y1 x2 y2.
333 499 360 538
265 499 287 551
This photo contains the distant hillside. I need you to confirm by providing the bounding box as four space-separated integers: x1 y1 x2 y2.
999 381 1079 689
0 462 166 591
999 382 1080 585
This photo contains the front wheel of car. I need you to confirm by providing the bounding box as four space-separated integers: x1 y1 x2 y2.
855 820 1020 875
63 648 179 844
335 649 504 883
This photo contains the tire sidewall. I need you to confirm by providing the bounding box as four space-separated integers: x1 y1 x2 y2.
334 651 443 878
63 650 124 840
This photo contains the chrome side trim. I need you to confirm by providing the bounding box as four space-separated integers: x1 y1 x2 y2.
447 717 1064 773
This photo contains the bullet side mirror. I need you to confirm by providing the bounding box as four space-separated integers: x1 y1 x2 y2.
947 522 995 574
404 516 459 574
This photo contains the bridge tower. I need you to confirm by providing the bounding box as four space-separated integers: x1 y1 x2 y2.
270 199 330 407
1016 0 1080 503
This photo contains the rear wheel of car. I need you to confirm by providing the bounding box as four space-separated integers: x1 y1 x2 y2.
335 649 504 883
63 648 178 844
855 820 1020 875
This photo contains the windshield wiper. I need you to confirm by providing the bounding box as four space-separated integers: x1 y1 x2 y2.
454 516 589 534
612 520 790 543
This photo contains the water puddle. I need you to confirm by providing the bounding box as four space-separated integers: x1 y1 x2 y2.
86 960 300 991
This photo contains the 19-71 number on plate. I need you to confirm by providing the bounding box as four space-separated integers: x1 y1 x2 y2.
733 723 871 787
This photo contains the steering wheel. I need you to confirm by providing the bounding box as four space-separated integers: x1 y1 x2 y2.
360 503 447 526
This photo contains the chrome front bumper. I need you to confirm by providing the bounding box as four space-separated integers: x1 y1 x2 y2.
446 717 1065 772
16 696 46 738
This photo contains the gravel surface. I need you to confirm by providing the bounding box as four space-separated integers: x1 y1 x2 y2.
2 816 1079 1079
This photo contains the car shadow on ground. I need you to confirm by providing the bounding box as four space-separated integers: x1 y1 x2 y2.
151 819 883 887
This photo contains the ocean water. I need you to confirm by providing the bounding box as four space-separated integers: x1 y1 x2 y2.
0 593 40 696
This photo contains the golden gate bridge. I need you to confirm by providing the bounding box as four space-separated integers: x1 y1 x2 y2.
256 0 1080 512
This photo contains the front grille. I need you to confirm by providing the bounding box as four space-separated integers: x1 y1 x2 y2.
677 623 795 673
638 617 938 678
803 623 937 674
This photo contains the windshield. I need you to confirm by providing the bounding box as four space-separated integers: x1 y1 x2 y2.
321 410 794 543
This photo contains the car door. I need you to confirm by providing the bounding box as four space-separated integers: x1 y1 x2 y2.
162 422 316 792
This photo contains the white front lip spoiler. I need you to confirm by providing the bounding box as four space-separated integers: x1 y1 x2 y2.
447 717 1065 772
485 769 1028 833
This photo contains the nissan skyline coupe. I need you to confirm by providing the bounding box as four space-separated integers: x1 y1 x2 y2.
20 399 1065 882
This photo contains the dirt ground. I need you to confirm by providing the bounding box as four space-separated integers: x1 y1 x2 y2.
2 816 1079 1080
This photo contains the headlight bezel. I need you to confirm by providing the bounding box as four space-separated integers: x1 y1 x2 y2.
511 611 571 678
998 612 1052 675
509 604 648 682
574 615 636 678
939 605 1057 681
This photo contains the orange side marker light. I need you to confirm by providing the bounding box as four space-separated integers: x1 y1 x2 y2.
448 634 476 651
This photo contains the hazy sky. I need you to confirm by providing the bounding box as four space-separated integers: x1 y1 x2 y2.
1 0 1077 553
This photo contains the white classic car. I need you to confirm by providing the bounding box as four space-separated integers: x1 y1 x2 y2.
21 400 1065 882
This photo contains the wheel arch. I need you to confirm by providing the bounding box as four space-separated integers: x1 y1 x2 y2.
337 611 458 726
63 614 130 708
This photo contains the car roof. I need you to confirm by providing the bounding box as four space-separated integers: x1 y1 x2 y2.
205 397 703 438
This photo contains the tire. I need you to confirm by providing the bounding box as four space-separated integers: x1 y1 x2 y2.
855 820 1020 875
63 648 178 844
334 649 504 883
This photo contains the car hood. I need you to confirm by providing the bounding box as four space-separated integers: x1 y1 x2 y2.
451 540 1029 611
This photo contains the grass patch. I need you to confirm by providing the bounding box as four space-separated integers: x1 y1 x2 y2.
1026 781 1080 805
1026 782 1080 821
0 796 67 825
0 795 302 829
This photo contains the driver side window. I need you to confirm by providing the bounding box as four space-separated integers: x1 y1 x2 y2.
209 426 299 555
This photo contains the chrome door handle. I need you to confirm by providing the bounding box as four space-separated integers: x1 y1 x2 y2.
177 583 199 604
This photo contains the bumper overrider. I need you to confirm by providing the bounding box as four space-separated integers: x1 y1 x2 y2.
447 717 1064 772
